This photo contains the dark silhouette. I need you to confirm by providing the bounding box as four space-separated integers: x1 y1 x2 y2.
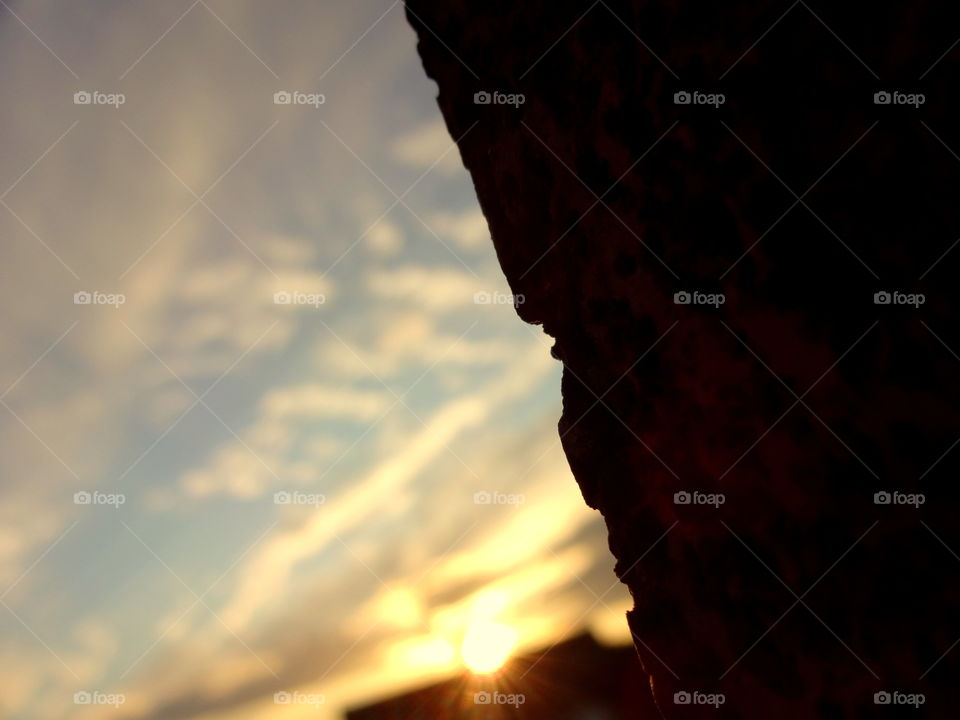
346 634 654 719
405 1 960 717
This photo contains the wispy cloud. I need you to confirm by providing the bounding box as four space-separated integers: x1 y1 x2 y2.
0 3 628 719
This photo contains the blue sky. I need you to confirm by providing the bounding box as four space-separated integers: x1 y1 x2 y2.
0 2 630 718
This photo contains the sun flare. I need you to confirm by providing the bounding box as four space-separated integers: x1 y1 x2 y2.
460 620 518 673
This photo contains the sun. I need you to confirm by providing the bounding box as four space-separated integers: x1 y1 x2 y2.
460 620 518 673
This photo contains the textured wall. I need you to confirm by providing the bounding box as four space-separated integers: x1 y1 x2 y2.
405 1 960 717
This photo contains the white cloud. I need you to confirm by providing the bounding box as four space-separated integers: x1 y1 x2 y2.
425 207 490 250
218 344 554 630
365 219 405 257
116 411 626 720
319 315 522 379
365 265 484 310
261 385 389 421
174 383 390 502
388 118 464 175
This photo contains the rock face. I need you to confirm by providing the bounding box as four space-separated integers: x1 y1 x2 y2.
405 1 960 717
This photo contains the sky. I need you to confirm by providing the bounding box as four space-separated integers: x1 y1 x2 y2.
0 2 632 718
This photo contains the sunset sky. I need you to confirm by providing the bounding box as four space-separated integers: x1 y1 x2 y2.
0 2 631 718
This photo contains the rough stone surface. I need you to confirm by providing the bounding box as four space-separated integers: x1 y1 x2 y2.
405 2 960 717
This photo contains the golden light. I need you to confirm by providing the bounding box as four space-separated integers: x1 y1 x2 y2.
392 635 457 668
460 620 518 673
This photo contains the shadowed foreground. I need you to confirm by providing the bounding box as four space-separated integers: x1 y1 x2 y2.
405 1 960 717
347 634 652 719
